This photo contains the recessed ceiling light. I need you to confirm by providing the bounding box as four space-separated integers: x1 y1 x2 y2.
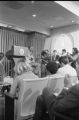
50 26 54 28
32 14 36 17
72 20 74 23
31 1 35 4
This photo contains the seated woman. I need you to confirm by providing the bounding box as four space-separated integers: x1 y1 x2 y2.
10 58 39 96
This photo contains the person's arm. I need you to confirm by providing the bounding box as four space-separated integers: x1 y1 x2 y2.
10 77 19 96
53 86 78 112
56 88 68 99
68 54 78 61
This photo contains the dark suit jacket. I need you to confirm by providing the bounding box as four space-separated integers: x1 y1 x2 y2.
52 83 79 118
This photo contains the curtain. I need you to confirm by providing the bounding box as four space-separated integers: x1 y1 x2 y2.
0 28 47 77
0 27 28 77
28 32 47 59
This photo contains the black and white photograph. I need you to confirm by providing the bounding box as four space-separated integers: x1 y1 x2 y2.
0 1 79 120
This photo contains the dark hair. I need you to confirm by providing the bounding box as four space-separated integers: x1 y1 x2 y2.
0 53 4 60
41 50 47 57
73 47 78 54
62 49 66 52
53 50 57 52
46 61 58 74
59 56 69 64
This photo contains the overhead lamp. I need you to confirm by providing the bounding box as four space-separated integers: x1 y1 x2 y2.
72 20 74 23
32 14 36 17
31 1 35 4
50 25 54 28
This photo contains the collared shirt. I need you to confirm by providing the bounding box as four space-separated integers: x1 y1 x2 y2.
57 64 77 77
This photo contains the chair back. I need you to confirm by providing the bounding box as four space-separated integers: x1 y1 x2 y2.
47 76 64 95
47 75 78 95
16 77 49 120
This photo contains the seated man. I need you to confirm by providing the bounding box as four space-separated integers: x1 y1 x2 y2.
58 56 77 76
45 61 74 95
33 75 79 120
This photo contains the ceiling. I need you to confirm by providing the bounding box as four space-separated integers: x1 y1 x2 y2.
0 1 79 35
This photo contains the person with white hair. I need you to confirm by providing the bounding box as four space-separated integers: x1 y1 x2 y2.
10 58 39 96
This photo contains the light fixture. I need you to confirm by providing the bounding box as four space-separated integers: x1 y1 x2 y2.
50 25 54 28
31 1 35 4
32 14 36 18
72 20 74 23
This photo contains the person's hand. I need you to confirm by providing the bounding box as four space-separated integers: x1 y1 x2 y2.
53 88 60 96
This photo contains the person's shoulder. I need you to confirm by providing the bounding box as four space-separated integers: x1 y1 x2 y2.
49 73 64 79
57 67 63 72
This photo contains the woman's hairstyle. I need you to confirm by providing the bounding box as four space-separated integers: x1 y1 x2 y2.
0 52 4 60
16 58 33 75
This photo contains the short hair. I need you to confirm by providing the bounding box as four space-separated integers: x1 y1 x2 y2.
46 61 58 74
0 53 4 60
53 50 57 53
62 49 66 53
59 56 69 64
41 50 47 56
73 47 78 54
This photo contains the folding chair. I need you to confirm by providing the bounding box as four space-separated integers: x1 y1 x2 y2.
5 77 49 120
47 76 65 95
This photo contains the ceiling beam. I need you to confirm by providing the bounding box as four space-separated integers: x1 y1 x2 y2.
55 1 79 17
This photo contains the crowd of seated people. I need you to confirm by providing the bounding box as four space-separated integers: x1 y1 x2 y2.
1 46 79 120
32 47 79 120
33 56 79 120
4 54 78 95
41 47 79 78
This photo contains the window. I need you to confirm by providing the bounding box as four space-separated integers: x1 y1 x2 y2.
53 34 73 54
